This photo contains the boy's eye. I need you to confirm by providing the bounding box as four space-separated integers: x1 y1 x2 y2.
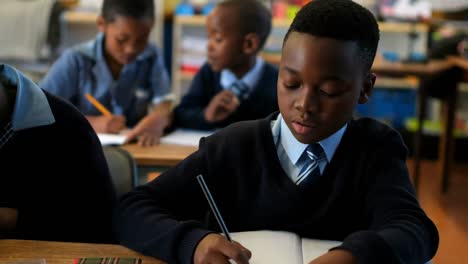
319 89 338 97
319 82 345 97
283 83 300 89
213 36 223 43
116 38 127 45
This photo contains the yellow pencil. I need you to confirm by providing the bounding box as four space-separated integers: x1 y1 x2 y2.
85 93 112 116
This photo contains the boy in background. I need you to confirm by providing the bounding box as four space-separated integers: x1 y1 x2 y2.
114 0 438 263
0 64 116 243
40 0 172 146
173 0 279 131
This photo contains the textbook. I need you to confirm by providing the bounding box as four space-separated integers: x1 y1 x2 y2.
230 230 341 264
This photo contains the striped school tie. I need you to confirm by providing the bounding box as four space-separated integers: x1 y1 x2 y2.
230 81 249 101
296 143 326 188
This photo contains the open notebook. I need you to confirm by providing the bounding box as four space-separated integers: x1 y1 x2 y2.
230 230 341 264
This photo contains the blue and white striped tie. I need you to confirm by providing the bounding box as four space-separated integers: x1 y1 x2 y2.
296 143 326 187
230 81 249 101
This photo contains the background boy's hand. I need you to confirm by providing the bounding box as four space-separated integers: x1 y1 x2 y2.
204 90 240 123
125 102 172 147
307 249 357 264
87 115 126 134
194 233 251 264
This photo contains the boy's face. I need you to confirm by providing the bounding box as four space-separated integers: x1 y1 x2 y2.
206 6 248 73
278 32 375 144
98 15 153 66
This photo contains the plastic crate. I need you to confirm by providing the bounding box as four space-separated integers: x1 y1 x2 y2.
356 88 417 129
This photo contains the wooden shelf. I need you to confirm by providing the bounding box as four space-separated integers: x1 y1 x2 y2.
375 76 419 89
175 15 207 25
378 22 429 33
175 15 294 28
260 52 281 65
180 71 196 81
63 10 98 24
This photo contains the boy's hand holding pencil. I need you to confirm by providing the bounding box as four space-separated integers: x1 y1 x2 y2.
85 93 127 134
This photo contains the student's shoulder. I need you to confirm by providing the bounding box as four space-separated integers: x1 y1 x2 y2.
58 38 102 64
197 62 217 75
192 63 219 82
204 114 275 147
263 62 279 74
42 89 94 131
350 117 407 151
144 42 162 55
54 43 96 69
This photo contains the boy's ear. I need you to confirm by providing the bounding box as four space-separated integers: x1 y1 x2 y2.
97 15 106 32
242 33 260 55
358 72 376 104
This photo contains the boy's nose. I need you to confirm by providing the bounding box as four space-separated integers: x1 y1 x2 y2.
296 87 319 113
207 42 214 53
124 44 138 55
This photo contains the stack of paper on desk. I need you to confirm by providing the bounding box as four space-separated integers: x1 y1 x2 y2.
230 230 341 264
160 129 214 147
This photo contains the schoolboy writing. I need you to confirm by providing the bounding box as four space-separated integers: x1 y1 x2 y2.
40 0 172 146
0 64 116 243
114 1 439 263
172 0 279 130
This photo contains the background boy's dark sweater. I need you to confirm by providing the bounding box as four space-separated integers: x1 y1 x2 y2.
0 90 116 243
116 113 438 264
173 62 279 130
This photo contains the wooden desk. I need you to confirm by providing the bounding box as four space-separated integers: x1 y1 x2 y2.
372 59 453 76
121 143 197 167
372 58 467 193
371 59 453 193
0 239 164 264
437 56 468 192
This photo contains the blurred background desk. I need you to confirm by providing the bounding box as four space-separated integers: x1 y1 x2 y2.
121 143 197 184
372 58 467 193
0 239 164 264
371 59 454 193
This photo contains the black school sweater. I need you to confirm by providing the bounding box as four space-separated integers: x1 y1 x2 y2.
115 113 438 264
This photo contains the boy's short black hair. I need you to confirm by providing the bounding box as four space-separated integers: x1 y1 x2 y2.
284 0 380 71
218 0 272 50
101 0 154 22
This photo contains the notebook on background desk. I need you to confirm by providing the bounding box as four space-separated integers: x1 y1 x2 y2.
160 129 214 147
230 230 341 264
97 133 127 146
97 129 214 146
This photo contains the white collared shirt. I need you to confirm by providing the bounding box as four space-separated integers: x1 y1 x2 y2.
271 113 347 183
220 57 265 98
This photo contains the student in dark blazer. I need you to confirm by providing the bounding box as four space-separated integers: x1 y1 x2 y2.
173 0 279 131
114 1 438 263
0 64 116 243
